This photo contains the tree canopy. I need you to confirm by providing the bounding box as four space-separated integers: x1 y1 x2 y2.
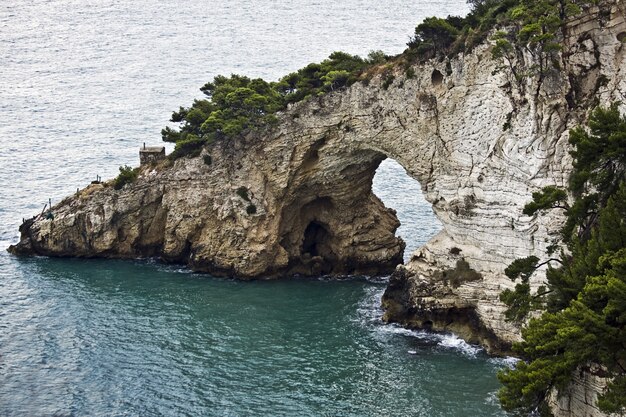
404 0 592 73
162 51 388 158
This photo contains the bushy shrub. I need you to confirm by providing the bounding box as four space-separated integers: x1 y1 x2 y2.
442 259 482 288
114 165 139 190
382 74 395 90
168 136 206 159
408 16 461 56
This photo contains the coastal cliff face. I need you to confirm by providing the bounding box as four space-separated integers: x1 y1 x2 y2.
8 2 626 411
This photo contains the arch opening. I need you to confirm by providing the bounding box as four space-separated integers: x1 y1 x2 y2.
275 151 441 276
276 148 408 277
372 158 442 263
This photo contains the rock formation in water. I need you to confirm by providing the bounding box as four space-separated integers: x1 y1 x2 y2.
8 3 626 415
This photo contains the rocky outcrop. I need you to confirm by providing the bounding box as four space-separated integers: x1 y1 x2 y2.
377 1 626 350
11 0 626 331
10 3 626 342
8 2 626 413
9 133 405 278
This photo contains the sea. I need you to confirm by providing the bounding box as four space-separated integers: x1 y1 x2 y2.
0 1 513 415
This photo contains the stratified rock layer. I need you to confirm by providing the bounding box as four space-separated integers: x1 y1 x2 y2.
548 364 621 417
8 2 626 415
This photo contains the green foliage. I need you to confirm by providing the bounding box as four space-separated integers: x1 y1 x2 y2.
381 74 395 90
163 51 379 159
523 186 568 216
404 0 577 64
114 165 139 190
168 136 207 159
366 50 389 65
505 256 541 280
498 299 617 415
203 154 212 166
489 0 590 73
500 256 550 322
500 282 534 322
246 204 257 215
499 248 626 414
403 0 523 61
321 70 351 91
498 104 626 414
598 375 626 413
492 32 514 61
547 185 626 311
442 259 483 288
408 16 461 56
569 102 626 201
276 51 370 104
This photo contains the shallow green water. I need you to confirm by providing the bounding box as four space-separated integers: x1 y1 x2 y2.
0 256 509 416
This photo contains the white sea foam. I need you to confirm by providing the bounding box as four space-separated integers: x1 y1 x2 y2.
488 356 520 368
355 284 486 358
436 333 483 357
485 390 500 406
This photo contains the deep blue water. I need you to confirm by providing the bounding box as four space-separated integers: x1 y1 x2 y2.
0 1 512 415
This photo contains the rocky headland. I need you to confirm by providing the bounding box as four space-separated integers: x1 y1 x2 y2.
9 2 626 416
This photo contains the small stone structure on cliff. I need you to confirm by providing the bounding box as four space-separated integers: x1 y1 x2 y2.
139 144 165 165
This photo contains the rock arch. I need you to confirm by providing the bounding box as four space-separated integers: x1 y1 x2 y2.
10 8 626 353
7 48 570 349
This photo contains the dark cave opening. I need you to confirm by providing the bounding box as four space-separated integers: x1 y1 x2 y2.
301 221 331 257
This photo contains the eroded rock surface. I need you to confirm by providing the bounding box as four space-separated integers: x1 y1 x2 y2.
548 364 622 417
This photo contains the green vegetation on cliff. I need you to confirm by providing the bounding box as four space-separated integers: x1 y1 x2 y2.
114 165 139 190
162 0 598 160
157 4 621 414
407 0 594 75
498 103 626 415
161 51 388 158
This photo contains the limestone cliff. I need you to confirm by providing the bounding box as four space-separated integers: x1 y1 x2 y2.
8 2 626 415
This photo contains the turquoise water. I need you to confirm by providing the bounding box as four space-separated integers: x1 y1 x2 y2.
1 257 509 416
0 0 512 415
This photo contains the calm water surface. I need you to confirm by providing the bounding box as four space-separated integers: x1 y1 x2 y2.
0 1 511 415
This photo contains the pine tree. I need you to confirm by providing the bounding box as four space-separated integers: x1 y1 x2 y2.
498 104 626 415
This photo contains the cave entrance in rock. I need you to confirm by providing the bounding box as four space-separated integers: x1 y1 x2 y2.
372 158 442 263
301 221 331 257
277 152 440 277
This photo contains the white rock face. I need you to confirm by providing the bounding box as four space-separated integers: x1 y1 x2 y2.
8 2 626 415
383 1 626 347
548 365 623 417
